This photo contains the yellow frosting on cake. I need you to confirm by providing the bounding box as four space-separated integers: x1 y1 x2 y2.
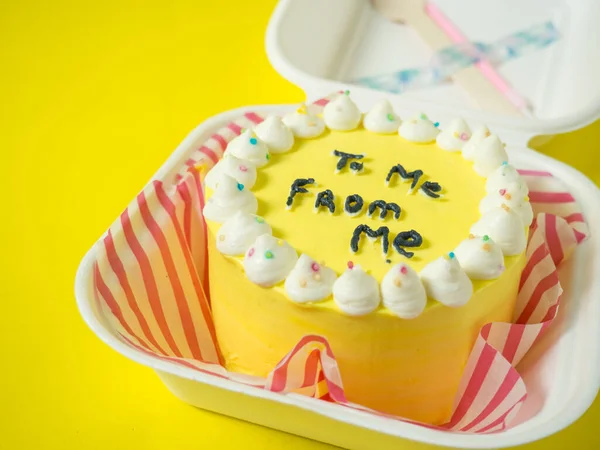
205 126 527 424
249 129 485 278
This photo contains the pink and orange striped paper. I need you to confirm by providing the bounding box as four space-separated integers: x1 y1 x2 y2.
92 94 588 433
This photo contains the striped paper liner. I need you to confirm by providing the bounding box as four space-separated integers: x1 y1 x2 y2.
92 94 589 433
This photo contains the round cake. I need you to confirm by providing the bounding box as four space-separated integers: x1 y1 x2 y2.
203 93 531 424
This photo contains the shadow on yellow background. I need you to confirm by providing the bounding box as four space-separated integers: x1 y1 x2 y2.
0 1 598 449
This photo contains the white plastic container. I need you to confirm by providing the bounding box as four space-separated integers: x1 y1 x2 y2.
267 0 600 138
76 1 600 448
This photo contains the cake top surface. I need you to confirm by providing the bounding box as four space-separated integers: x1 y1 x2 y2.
249 128 484 279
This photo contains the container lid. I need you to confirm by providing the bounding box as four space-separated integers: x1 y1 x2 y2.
266 0 600 142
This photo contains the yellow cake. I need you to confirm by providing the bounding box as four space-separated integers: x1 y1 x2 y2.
202 94 531 424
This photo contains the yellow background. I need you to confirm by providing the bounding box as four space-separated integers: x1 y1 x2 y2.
1 0 598 448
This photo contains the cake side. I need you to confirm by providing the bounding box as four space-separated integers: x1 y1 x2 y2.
209 233 526 424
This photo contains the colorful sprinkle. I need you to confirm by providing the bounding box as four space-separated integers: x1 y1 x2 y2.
499 189 506 196
255 216 265 224
249 137 257 145
386 113 394 121
218 235 226 242
313 273 321 281
502 161 508 166
505 193 512 200
237 183 244 191
277 239 284 246
347 261 354 269
239 165 248 172
485 131 491 137
448 252 455 259
240 128 246 134
311 262 320 272
482 243 491 252
501 204 510 212
266 153 270 160
393 277 402 287
434 122 440 127
344 90 350 95
297 105 307 115
265 250 274 259
299 279 307 288
248 248 255 257
468 233 475 239
460 132 469 141
524 195 530 202
420 113 428 120
483 235 490 241
400 265 408 274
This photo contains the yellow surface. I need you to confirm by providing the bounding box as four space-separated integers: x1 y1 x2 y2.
0 0 598 449
234 130 489 277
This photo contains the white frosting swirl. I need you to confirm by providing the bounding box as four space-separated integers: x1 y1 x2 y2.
363 99 401 134
462 125 491 161
486 163 529 196
284 254 337 303
332 264 380 316
473 134 509 177
420 254 473 307
216 211 272 256
226 129 270 167
253 116 294 154
398 113 440 143
243 234 298 287
470 205 527 256
205 154 257 190
202 174 258 223
436 118 472 151
479 180 533 226
323 93 362 131
453 235 505 280
381 263 427 319
282 105 326 139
